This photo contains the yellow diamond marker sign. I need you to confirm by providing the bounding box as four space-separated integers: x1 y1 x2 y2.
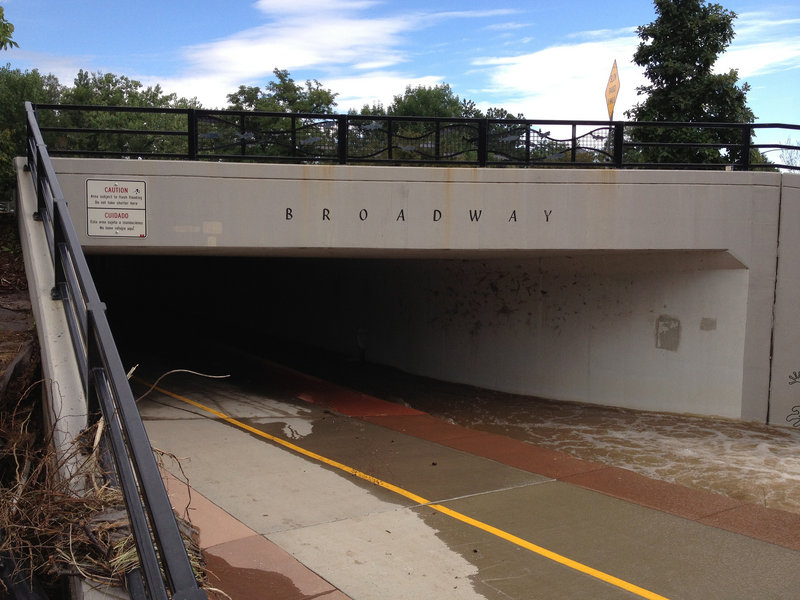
605 60 620 120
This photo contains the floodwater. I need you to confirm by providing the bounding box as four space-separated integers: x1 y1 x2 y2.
295 357 800 516
426 394 800 515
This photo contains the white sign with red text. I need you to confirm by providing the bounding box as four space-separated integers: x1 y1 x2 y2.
86 179 147 237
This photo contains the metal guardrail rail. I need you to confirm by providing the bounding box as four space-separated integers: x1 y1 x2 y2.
30 103 800 171
24 102 207 599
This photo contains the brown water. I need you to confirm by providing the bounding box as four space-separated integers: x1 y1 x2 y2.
426 394 800 514
307 359 800 516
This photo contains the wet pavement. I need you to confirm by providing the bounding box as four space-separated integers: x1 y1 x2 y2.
256 348 800 515
132 349 800 599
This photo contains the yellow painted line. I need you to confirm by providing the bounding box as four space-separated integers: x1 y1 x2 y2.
140 379 670 600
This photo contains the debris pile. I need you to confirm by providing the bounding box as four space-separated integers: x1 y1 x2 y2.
0 389 207 596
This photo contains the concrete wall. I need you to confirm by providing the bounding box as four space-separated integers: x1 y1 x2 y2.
50 159 793 423
255 255 748 418
770 174 800 426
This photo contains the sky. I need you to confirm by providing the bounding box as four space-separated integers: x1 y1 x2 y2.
3 0 800 126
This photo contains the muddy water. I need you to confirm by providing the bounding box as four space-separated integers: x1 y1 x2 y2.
303 359 800 516
429 394 800 514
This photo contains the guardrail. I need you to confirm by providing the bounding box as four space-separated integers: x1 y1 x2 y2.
24 102 207 599
31 103 800 171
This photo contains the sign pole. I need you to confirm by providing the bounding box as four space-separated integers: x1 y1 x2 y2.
605 60 620 159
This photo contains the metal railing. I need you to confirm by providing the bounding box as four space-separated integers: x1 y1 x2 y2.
24 102 207 599
31 103 800 171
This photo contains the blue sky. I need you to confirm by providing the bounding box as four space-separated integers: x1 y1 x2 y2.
4 0 800 125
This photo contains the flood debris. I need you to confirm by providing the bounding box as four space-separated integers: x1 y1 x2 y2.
0 382 207 597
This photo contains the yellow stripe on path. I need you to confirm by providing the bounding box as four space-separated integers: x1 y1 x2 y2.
141 379 671 600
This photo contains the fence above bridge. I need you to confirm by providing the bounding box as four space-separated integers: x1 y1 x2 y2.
31 104 800 171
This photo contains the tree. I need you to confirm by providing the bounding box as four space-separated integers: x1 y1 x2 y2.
226 68 337 113
0 66 63 200
387 84 463 117
52 70 199 157
0 7 18 51
626 0 755 165
217 69 339 159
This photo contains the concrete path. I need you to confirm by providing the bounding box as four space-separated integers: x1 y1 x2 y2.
134 359 800 600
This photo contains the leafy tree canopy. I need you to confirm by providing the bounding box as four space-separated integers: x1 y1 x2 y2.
226 68 338 113
357 83 523 120
627 0 753 124
63 70 198 108
0 7 18 51
388 83 464 117
0 65 63 195
626 0 755 165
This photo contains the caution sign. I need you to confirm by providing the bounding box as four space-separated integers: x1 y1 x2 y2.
605 60 620 120
86 179 146 237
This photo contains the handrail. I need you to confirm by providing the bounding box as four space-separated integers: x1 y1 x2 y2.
30 103 800 171
24 101 207 600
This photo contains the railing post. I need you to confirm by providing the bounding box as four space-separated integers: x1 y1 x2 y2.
613 122 624 168
571 124 577 164
187 109 197 160
34 151 46 221
239 113 247 157
434 119 441 162
338 115 348 164
387 117 394 161
85 301 107 413
289 115 296 158
51 201 67 300
525 126 531 164
478 118 489 167
740 124 752 171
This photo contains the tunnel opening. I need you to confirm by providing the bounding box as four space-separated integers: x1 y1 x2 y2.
87 250 747 417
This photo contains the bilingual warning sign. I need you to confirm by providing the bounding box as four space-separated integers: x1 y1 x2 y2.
86 179 146 237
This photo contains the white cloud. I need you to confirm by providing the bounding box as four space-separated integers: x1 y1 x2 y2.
6 50 89 85
12 1 799 121
472 8 800 122
718 40 800 78
158 5 520 108
474 34 646 120
718 11 800 79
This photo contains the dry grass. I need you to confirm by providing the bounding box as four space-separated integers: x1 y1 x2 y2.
0 382 207 596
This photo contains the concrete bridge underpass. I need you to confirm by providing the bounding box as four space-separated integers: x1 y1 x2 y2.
18 156 800 427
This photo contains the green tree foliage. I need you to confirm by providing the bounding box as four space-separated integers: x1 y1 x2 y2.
358 83 497 119
52 70 200 157
352 84 526 163
626 0 755 165
63 70 196 108
0 65 63 199
387 84 464 117
0 7 18 51
215 69 339 159
226 68 338 113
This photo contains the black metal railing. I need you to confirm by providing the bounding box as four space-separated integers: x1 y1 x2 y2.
24 101 207 600
30 103 800 171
